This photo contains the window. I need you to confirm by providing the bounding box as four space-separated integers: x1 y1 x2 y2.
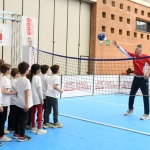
102 12 106 18
134 32 137 37
127 18 130 24
135 8 138 14
119 16 123 22
103 0 106 4
148 12 150 17
127 31 130 36
111 28 114 33
120 4 123 9
102 26 106 32
147 35 150 40
141 10 144 16
112 1 115 7
136 20 150 33
127 6 131 11
119 29 122 35
141 34 144 39
111 14 115 20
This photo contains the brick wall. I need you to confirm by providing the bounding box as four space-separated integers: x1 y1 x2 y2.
90 0 150 74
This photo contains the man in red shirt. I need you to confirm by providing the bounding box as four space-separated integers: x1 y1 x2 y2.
113 40 150 120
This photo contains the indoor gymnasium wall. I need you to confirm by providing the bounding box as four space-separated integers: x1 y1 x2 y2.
0 0 22 64
0 0 92 72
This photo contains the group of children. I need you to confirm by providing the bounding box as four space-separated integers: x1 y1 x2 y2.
0 60 63 146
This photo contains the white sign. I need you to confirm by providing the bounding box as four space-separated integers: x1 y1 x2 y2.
61 75 150 98
22 16 38 48
0 24 12 46
94 75 119 94
61 75 93 97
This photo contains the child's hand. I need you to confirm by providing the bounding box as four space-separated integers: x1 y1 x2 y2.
24 104 29 112
41 100 44 105
1 88 6 94
59 89 63 94
0 105 4 112
10 91 17 95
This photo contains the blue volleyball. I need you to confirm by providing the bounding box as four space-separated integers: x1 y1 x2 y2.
98 33 106 41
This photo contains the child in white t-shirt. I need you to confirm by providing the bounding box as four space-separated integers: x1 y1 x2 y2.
0 64 16 142
7 68 20 132
30 64 47 134
13 61 33 142
40 65 51 128
45 64 63 128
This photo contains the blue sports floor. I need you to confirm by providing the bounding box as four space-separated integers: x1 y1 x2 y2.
2 95 150 150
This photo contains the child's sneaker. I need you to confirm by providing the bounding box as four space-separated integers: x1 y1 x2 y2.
18 135 32 142
4 129 10 134
124 110 133 116
52 122 63 128
43 122 54 128
13 133 19 139
31 127 37 133
25 125 31 130
36 129 47 135
140 114 149 120
0 135 12 142
0 142 2 146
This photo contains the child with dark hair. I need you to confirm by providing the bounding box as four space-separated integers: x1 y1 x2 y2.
40 65 52 128
7 68 20 131
30 64 47 134
126 68 133 75
0 64 16 142
44 64 63 128
13 61 33 142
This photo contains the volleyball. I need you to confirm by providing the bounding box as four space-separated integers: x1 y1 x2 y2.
97 33 106 41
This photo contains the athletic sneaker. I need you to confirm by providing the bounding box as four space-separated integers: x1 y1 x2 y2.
13 133 19 139
18 135 32 142
25 125 31 130
140 114 149 120
0 135 12 142
43 123 54 128
52 122 63 128
4 129 10 134
31 127 37 133
124 110 133 116
36 129 47 135
0 142 2 146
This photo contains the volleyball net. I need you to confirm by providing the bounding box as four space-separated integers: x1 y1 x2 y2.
32 47 150 98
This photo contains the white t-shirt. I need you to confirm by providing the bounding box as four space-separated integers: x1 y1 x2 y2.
31 75 43 105
0 90 2 105
10 78 17 105
0 76 11 106
15 77 33 109
46 74 60 98
41 74 49 99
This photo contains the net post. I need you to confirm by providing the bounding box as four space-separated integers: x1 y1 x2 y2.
118 75 121 94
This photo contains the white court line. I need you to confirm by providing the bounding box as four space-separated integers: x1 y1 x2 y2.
59 113 150 136
60 98 143 109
